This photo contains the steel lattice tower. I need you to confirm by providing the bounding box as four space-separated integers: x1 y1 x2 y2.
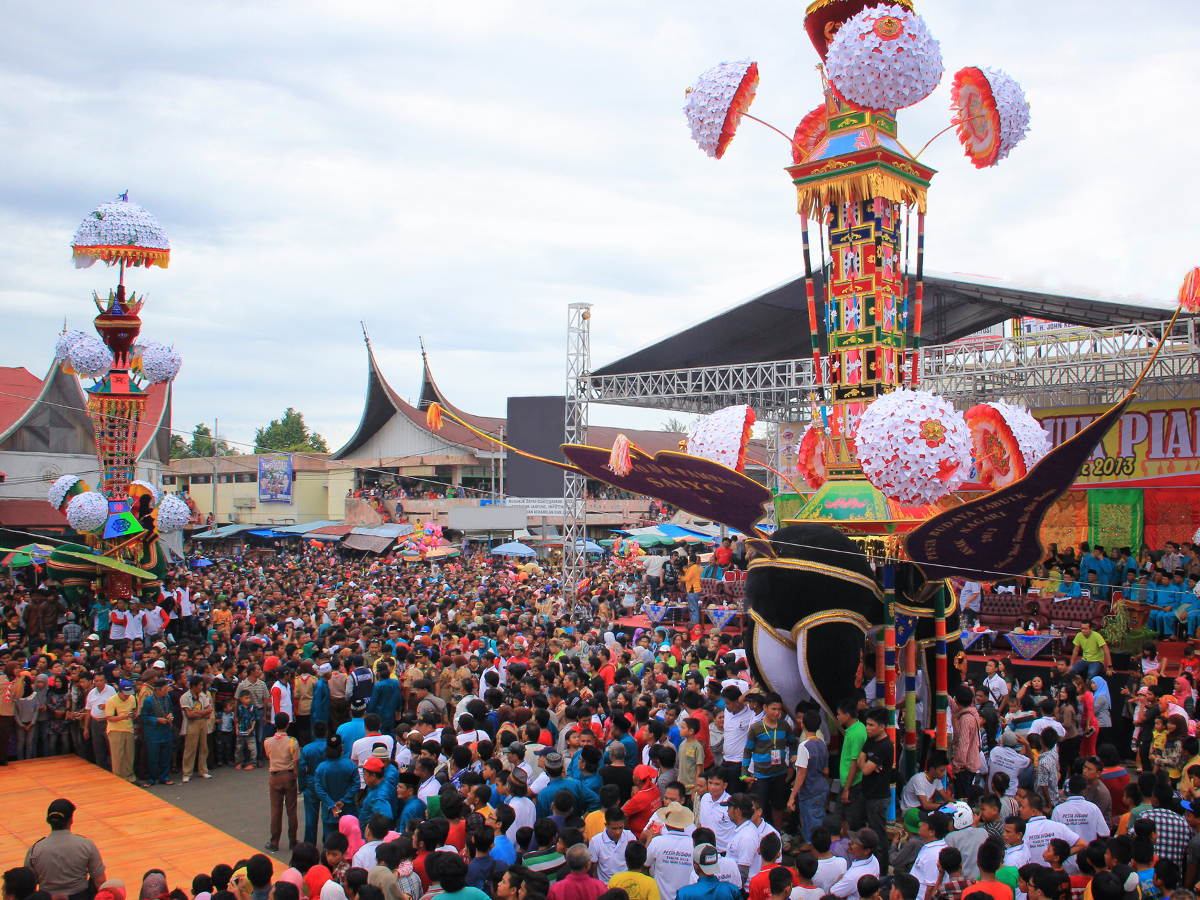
563 303 592 604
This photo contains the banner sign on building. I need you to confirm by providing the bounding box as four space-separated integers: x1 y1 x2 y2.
258 453 293 503
505 497 567 517
1035 399 1200 488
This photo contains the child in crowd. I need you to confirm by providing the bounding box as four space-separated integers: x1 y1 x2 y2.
216 698 235 767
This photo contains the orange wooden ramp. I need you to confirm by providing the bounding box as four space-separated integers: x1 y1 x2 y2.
0 756 277 888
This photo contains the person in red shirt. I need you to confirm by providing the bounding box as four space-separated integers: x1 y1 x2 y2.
682 690 715 770
747 833 798 900
622 765 663 838
714 538 734 569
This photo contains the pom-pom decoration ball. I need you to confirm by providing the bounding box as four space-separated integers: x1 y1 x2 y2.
48 474 91 512
854 389 972 504
683 60 760 159
951 67 1029 167
796 424 827 490
66 491 110 533
55 330 89 362
66 334 115 379
792 106 828 165
686 405 756 472
964 399 1052 490
1179 267 1200 314
134 341 183 384
154 492 193 534
824 4 943 111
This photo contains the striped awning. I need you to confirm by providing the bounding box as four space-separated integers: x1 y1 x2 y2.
341 532 395 553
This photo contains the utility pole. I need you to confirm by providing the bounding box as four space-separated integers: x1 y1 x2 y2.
498 425 505 503
211 418 219 524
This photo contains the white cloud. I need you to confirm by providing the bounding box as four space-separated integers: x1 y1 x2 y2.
1 1 1197 451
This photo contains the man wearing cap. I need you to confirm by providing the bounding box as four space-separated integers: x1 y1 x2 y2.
724 793 761 888
675 843 740 900
357 757 395 834
625 764 665 839
828 829 882 899
535 751 600 820
24 799 106 900
102 680 138 783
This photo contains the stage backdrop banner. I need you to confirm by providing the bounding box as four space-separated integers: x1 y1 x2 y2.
1035 399 1200 489
258 453 293 503
1087 488 1143 553
1143 488 1200 551
1038 490 1089 557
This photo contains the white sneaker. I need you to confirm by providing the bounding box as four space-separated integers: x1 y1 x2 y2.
182 776 190 783
201 773 212 779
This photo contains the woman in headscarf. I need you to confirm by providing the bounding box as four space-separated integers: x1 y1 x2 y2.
45 674 70 756
338 814 364 860
139 871 169 900
1091 675 1114 751
304 866 332 900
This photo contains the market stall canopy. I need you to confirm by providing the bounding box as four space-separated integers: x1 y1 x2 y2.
491 541 536 557
271 520 343 534
192 524 257 540
342 533 395 553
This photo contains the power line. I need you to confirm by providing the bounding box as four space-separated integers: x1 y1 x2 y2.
0 386 507 497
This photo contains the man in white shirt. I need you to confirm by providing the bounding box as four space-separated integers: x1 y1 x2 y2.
107 600 131 643
830 829 882 899
811 825 848 892
988 731 1031 795
982 660 1009 711
1003 817 1030 868
720 686 756 785
1028 699 1066 739
696 771 736 853
85 673 117 770
643 552 667 602
1019 792 1084 865
1051 775 1110 843
589 809 636 883
351 718 396 786
725 794 762 888
910 810 950 900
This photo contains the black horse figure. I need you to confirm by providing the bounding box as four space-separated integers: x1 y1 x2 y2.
745 523 963 724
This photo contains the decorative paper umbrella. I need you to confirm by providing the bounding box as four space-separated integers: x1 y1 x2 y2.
683 60 760 159
824 4 943 111
964 398 1051 490
71 194 170 271
950 66 1030 168
0 543 54 567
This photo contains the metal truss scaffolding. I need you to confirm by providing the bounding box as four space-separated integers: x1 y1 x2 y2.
586 317 1200 420
563 303 592 604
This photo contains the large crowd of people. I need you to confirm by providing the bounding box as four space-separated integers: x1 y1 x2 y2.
4 536 1200 900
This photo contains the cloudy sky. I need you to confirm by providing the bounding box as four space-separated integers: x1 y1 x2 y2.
1 1 1196 453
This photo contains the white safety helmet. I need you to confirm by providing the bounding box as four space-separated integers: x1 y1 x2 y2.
941 800 973 831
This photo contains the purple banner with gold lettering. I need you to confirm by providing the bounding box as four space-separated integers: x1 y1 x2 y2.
905 398 1130 580
560 444 774 539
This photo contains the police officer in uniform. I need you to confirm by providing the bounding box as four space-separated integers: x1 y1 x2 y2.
24 799 106 900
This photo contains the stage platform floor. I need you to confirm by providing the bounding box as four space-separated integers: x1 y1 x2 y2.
0 756 277 888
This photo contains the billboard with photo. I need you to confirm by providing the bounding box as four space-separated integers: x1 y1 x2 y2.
258 453 293 503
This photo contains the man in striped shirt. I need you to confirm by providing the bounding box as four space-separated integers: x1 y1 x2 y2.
741 692 798 828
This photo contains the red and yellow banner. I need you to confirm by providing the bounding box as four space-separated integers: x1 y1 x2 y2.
1034 399 1200 488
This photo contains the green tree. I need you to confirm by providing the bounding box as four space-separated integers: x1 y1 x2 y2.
186 423 230 457
661 416 694 433
169 433 189 459
254 408 329 453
